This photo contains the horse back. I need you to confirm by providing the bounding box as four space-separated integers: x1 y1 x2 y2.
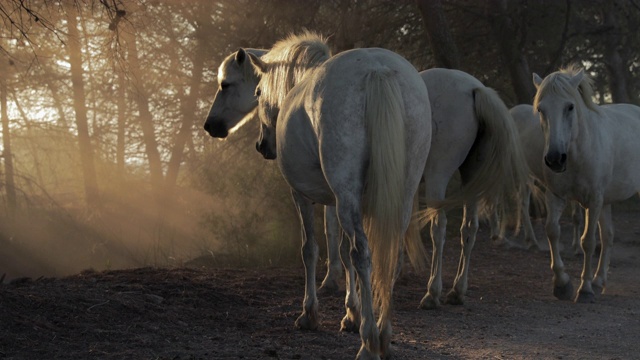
310 48 430 151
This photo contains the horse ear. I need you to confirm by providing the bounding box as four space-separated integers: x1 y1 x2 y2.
235 48 246 65
569 69 584 89
532 73 543 88
248 52 267 74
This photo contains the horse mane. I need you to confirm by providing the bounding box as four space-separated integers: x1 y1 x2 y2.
260 31 332 107
533 64 600 116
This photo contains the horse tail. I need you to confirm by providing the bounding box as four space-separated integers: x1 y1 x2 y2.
461 86 530 234
362 69 409 327
418 87 530 230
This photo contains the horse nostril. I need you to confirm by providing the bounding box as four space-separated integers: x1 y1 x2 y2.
560 153 567 164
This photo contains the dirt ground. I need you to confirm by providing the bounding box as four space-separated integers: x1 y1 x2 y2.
1 207 640 360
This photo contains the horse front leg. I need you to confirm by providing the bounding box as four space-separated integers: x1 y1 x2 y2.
447 201 479 305
419 208 446 310
575 199 603 303
592 204 613 294
319 206 343 294
545 191 572 300
291 190 320 330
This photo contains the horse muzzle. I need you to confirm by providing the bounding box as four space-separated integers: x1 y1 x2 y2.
544 152 567 173
256 141 277 160
203 117 229 138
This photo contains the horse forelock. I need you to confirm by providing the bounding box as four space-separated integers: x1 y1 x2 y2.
259 32 331 107
534 65 599 117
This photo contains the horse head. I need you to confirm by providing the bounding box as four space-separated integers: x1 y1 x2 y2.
533 68 585 173
204 48 264 138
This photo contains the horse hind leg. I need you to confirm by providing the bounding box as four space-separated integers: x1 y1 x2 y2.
419 208 446 310
339 229 360 333
291 191 320 330
337 197 380 359
319 206 343 295
489 208 505 244
446 201 479 305
592 204 613 294
571 202 585 256
522 185 544 251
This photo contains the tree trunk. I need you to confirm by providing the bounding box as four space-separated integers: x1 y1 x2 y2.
66 7 99 205
123 29 164 187
40 61 71 129
416 0 461 69
602 2 631 103
9 91 44 186
488 0 536 104
165 33 205 187
116 67 126 180
0 71 17 213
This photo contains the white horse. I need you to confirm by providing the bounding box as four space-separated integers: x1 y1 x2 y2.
248 33 431 359
417 68 530 309
205 51 530 314
510 104 583 254
532 65 640 303
204 47 345 294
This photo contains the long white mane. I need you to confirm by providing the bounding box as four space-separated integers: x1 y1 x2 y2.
260 32 331 107
533 64 600 117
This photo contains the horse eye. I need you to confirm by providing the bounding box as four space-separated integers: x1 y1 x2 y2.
255 88 262 97
567 104 574 111
220 82 230 90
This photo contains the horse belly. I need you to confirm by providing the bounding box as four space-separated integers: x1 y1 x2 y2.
277 106 335 206
281 158 335 205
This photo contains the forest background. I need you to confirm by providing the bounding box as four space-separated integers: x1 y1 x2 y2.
0 0 638 280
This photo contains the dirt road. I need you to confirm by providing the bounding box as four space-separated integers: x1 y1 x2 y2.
1 210 639 359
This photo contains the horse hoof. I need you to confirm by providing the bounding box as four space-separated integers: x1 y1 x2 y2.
553 281 574 301
491 235 507 246
356 346 381 360
592 277 605 294
379 331 392 359
419 294 440 310
575 291 596 303
445 290 465 305
340 315 359 333
295 311 319 330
